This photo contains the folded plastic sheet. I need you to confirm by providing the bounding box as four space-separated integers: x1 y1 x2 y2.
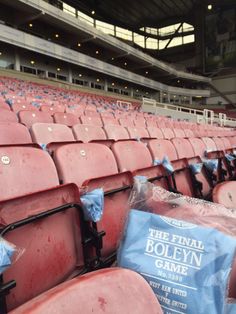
153 156 174 174
0 238 15 274
225 154 236 162
118 180 236 314
189 163 203 175
118 209 236 314
203 159 218 173
80 188 104 222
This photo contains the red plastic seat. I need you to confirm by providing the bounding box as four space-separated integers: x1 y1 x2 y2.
183 129 195 138
171 138 195 159
40 105 65 115
147 127 164 139
101 116 119 126
53 143 132 258
111 140 152 172
12 103 38 114
18 111 53 128
119 117 134 127
65 106 84 117
9 268 162 314
161 128 175 139
221 137 232 150
213 181 236 208
202 137 217 152
133 117 146 128
0 146 84 311
126 127 149 139
72 124 106 142
104 125 129 140
0 123 32 145
30 123 74 145
189 138 207 158
80 115 103 126
53 112 79 127
212 137 226 151
0 109 18 123
173 128 186 138
148 139 194 196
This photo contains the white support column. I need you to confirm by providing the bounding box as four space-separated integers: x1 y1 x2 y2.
189 96 193 105
14 50 20 71
159 91 163 103
104 79 108 92
130 87 134 98
68 67 73 84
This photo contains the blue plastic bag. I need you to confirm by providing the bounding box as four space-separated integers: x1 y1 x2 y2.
118 209 236 314
154 156 174 174
0 239 15 274
189 163 203 175
80 188 104 222
225 154 236 162
203 159 218 172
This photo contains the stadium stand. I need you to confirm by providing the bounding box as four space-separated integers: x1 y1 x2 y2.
0 0 236 312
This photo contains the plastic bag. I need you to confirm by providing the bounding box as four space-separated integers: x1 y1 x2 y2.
189 163 203 175
80 188 104 222
0 237 24 274
154 156 174 174
118 180 236 314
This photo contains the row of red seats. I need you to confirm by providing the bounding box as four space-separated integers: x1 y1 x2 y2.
1 137 236 311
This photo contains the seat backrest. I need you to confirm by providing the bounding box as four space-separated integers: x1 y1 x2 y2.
189 138 207 158
65 106 84 116
213 181 236 208
126 127 149 139
40 105 59 115
147 127 164 139
72 124 107 142
0 123 32 145
183 129 195 138
0 109 18 123
101 116 119 126
53 112 79 126
212 137 226 151
133 118 146 128
221 137 232 150
53 143 118 186
202 137 217 151
111 141 152 172
173 128 186 138
9 268 162 314
0 146 59 201
119 117 134 127
80 115 103 126
148 139 178 161
18 111 53 128
12 103 38 114
30 123 74 145
172 138 195 159
161 128 175 139
104 125 129 140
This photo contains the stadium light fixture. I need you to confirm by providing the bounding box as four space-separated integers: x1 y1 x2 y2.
124 62 127 66
111 57 114 60
79 74 82 77
55 34 59 38
91 10 95 15
146 92 149 95
30 60 35 65
77 43 81 47
208 4 212 10
29 23 33 28
96 78 100 82
96 50 99 54
57 68 61 72
145 71 148 74
136 89 139 92
125 86 128 89
0 52 2 56
112 82 115 86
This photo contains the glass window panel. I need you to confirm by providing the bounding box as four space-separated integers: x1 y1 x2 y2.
133 33 145 47
77 11 94 26
168 36 183 48
96 20 115 35
62 3 76 17
183 23 194 32
158 23 181 36
116 27 132 41
183 34 195 44
146 38 158 49
158 39 169 49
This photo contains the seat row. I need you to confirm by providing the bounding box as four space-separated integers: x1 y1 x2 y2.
1 138 236 311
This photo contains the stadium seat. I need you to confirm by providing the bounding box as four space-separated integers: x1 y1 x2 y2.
72 124 107 142
212 181 236 208
30 123 75 145
0 123 32 145
119 117 134 127
53 112 79 126
189 137 207 158
126 127 149 139
53 143 132 260
161 128 175 139
173 128 186 138
80 115 103 126
101 116 119 126
133 117 146 127
148 139 194 196
183 129 195 138
9 268 162 314
12 103 38 113
18 111 53 128
104 125 129 140
65 106 84 117
0 109 18 123
41 104 65 114
147 127 164 139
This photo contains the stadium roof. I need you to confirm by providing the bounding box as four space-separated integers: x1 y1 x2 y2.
63 0 235 29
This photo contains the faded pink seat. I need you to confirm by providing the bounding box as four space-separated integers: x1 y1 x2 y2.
0 123 32 145
72 124 106 142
